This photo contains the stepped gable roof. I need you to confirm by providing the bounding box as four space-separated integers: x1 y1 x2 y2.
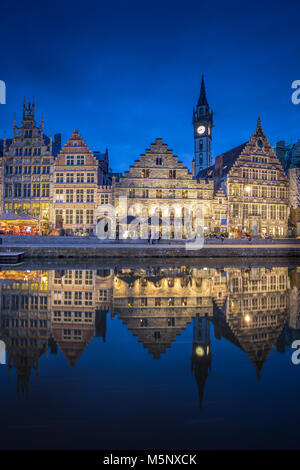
60 129 93 155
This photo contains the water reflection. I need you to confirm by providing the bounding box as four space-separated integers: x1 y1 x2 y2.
0 265 299 406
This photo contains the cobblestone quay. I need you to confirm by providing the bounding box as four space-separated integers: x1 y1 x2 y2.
0 236 300 258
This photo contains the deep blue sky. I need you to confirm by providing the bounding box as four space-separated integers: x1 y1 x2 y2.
0 0 299 172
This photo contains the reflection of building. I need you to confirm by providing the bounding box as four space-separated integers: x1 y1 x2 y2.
50 269 95 366
224 267 290 378
112 266 214 359
0 270 51 392
49 268 114 366
199 119 289 237
0 264 294 399
1 101 61 233
191 314 211 407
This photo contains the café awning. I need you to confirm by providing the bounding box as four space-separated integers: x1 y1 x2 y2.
0 212 39 224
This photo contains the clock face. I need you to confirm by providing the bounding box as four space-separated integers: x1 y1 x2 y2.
197 125 206 135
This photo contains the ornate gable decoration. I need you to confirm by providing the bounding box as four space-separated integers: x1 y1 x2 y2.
240 118 275 158
60 129 93 155
228 118 287 179
55 129 97 167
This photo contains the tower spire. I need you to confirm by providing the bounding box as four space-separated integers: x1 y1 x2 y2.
198 75 208 107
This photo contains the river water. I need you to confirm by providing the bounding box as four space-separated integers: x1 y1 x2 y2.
0 259 299 449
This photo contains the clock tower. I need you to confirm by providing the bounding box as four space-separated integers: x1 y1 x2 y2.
192 75 213 176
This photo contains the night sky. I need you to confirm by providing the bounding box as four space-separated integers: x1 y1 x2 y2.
0 0 299 172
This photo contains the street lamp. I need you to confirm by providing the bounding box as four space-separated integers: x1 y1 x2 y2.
244 314 251 323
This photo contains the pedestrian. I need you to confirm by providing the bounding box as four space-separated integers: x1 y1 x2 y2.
220 233 224 244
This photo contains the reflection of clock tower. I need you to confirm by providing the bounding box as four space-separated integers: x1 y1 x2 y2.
191 314 212 408
192 75 213 176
